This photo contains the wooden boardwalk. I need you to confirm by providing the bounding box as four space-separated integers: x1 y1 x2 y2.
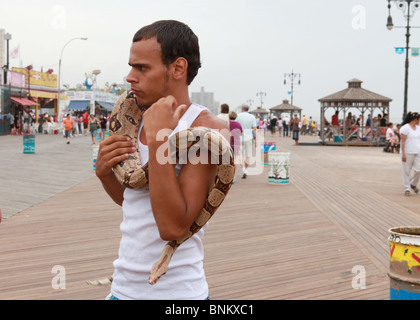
1 132 420 300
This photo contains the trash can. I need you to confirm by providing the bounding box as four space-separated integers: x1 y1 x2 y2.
92 145 99 172
268 151 290 185
388 227 420 300
23 135 35 154
261 142 276 165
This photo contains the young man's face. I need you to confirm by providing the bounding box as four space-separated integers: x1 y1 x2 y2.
126 38 171 108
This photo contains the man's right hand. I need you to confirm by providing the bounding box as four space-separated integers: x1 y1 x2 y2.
95 135 135 206
96 135 136 180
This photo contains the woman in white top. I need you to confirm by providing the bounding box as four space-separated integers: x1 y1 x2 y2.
400 112 420 196
278 117 283 137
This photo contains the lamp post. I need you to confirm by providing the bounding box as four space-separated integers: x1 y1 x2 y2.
386 0 420 121
3 33 11 85
26 64 33 99
284 70 301 105
57 37 87 116
256 91 266 109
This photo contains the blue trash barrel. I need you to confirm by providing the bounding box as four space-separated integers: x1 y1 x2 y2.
23 135 35 154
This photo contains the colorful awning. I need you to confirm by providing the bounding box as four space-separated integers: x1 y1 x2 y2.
11 97 39 106
67 100 90 111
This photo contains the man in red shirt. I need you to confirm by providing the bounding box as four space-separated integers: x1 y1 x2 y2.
331 110 340 126
63 114 74 144
82 111 90 135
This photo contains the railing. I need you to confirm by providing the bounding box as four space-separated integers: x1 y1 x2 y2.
322 125 387 145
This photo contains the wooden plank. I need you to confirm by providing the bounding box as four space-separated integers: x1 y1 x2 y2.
1 133 420 299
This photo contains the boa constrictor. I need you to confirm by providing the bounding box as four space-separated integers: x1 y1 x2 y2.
88 90 235 286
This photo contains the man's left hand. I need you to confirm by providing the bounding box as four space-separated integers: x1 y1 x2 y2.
143 96 187 143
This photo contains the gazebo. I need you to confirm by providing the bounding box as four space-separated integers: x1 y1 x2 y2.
249 107 269 119
269 99 302 119
319 79 392 146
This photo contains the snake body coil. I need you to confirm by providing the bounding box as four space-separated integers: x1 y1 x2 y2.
106 90 235 285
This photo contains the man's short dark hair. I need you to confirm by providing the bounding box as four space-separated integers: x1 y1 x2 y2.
220 103 229 113
132 20 201 85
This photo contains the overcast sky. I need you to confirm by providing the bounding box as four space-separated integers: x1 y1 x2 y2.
2 0 419 121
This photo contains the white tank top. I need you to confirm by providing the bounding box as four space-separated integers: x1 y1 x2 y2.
111 103 209 300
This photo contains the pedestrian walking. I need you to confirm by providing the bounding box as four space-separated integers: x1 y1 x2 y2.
291 113 300 145
99 114 107 141
89 114 98 144
82 111 90 136
400 112 420 196
76 114 82 135
62 114 74 144
301 115 308 135
235 104 257 178
269 117 277 137
278 117 282 137
283 116 289 137
229 111 243 183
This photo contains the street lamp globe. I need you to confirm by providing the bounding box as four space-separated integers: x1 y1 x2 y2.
387 15 394 30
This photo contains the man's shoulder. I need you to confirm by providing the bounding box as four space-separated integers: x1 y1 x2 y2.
237 112 255 120
194 109 228 130
191 110 230 144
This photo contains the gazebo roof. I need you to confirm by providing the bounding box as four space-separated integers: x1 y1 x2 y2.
250 107 269 114
318 79 392 102
270 99 302 111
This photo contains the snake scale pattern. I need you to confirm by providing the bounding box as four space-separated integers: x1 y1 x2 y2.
88 90 235 286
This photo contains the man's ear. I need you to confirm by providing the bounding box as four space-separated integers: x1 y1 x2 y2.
171 57 188 82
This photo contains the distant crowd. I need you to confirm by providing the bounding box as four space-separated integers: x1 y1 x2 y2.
60 111 111 145
255 114 319 139
7 106 111 146
217 103 314 179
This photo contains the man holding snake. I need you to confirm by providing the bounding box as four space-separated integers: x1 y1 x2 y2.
95 20 229 300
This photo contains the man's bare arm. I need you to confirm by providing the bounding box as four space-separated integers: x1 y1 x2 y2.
143 96 229 240
147 140 217 240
